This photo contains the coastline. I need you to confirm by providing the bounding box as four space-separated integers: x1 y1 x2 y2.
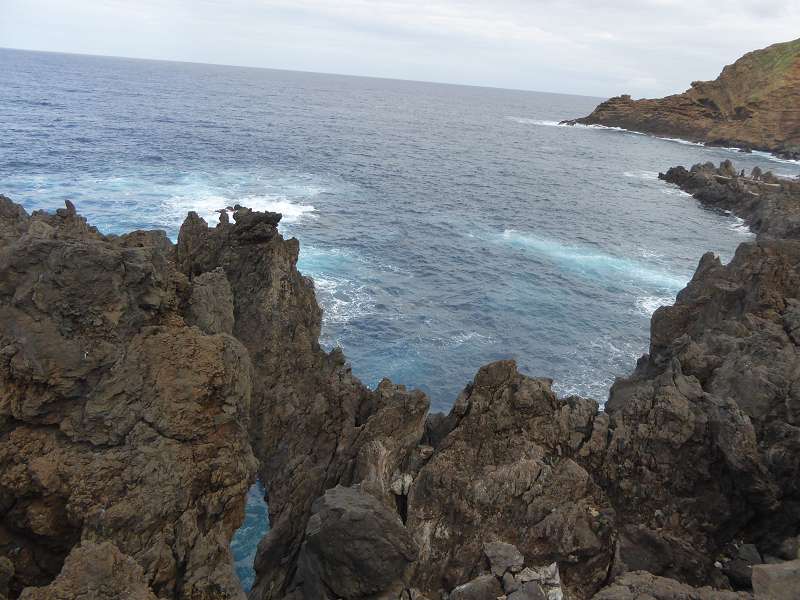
1 161 800 599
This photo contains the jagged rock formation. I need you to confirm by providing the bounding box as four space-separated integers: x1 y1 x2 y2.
173 207 431 600
3 161 800 600
596 162 800 592
563 38 800 159
406 362 614 599
0 198 257 599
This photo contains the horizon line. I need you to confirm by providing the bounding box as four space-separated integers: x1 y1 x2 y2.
0 45 606 101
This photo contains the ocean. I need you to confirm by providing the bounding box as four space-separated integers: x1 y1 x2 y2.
3 47 799 589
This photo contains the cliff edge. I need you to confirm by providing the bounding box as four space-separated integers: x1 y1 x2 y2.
563 39 800 159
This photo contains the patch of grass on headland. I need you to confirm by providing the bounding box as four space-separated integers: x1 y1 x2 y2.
737 37 800 103
752 38 800 77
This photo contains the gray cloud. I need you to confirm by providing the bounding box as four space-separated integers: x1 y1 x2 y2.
1 0 799 97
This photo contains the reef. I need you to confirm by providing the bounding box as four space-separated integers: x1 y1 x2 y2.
1 163 800 600
562 38 800 159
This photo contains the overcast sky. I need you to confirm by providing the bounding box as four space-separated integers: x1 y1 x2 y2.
2 0 799 97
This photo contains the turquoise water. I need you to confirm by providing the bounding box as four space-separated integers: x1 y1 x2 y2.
3 48 799 589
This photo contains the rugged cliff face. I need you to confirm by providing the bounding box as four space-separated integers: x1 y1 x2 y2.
564 39 800 159
2 169 800 600
0 198 257 600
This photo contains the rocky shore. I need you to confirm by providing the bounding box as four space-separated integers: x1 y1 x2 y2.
562 39 800 160
1 166 799 600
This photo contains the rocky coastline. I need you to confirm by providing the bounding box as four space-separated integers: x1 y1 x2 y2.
562 39 800 160
1 163 800 600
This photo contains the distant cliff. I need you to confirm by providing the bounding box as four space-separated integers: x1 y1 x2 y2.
564 38 800 159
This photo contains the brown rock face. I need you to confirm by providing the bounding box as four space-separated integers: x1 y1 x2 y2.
0 197 256 599
406 361 615 600
590 571 751 600
18 542 158 600
3 156 800 600
565 38 800 159
173 207 431 600
597 233 800 585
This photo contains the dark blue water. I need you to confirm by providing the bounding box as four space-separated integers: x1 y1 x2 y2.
3 48 800 589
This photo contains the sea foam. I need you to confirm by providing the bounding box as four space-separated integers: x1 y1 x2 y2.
500 229 687 290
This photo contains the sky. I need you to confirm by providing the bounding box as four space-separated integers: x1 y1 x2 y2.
2 0 799 98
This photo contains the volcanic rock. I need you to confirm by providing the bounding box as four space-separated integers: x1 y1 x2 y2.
406 361 614 600
0 196 256 599
659 162 800 239
18 542 158 600
449 574 503 600
291 485 418 600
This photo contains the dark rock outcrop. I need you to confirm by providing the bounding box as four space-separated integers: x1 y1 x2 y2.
659 161 800 239
563 38 800 159
292 485 417 600
0 196 257 599
173 207 430 600
406 362 614 600
3 155 800 600
588 164 800 591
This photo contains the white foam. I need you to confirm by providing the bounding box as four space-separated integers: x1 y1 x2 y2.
661 188 693 197
728 216 754 236
506 117 563 127
655 136 705 147
635 295 674 317
506 117 645 135
314 276 374 326
165 193 316 227
501 229 687 289
624 170 659 180
750 150 800 166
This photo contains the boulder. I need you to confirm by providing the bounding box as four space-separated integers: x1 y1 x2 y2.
752 560 800 600
291 485 418 599
484 542 525 577
591 571 752 599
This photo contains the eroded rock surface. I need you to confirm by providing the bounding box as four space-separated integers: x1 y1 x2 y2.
406 361 614 600
18 542 158 600
0 197 256 599
3 160 800 600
